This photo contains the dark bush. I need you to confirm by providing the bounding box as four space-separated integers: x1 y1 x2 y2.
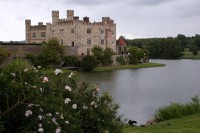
81 55 97 71
63 55 81 67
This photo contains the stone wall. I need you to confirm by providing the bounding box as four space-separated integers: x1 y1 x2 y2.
0 43 42 57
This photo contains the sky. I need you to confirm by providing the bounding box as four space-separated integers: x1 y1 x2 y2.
0 0 200 41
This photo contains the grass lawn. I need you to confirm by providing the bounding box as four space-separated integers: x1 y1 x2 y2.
181 51 200 60
94 62 165 72
123 113 200 133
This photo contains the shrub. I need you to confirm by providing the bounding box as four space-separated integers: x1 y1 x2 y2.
63 55 81 67
116 56 126 65
81 55 97 71
0 47 8 63
0 59 122 132
154 96 200 122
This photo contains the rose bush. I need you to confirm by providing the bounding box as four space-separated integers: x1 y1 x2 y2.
0 59 123 133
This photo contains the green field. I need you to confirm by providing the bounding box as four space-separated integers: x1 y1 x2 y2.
181 51 200 60
123 113 200 133
94 62 165 72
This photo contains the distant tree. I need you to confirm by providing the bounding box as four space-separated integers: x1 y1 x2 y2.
38 38 65 67
177 34 187 48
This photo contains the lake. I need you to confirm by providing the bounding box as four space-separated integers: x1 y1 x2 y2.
78 59 200 124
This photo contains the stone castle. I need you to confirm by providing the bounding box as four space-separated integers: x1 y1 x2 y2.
25 10 116 56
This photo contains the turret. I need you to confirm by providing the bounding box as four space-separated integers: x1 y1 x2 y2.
67 10 74 20
83 17 90 23
25 19 31 43
52 10 59 24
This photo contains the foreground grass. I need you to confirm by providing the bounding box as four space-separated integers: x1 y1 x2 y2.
181 51 200 60
94 62 165 72
123 113 200 133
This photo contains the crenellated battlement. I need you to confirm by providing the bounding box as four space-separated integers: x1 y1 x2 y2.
25 9 116 55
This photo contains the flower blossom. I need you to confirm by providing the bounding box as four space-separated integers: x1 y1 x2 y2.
56 127 61 133
72 104 77 109
38 115 43 120
60 114 64 119
24 68 28 72
43 77 49 83
64 98 71 104
96 88 100 92
37 66 41 69
38 127 44 132
40 88 44 92
46 113 52 116
65 121 69 124
39 123 42 127
11 73 16 77
25 110 32 117
56 112 59 115
69 71 77 78
65 85 72 91
55 69 63 75
83 105 88 109
52 118 58 125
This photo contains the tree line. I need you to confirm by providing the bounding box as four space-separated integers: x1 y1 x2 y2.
126 34 200 59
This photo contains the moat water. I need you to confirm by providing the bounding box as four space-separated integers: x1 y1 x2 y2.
78 59 200 124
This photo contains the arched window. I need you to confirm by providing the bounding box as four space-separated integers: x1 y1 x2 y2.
72 42 74 47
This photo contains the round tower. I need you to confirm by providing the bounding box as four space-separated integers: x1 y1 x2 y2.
67 10 74 20
52 10 59 24
25 19 31 43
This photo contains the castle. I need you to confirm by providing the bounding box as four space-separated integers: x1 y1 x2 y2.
25 10 116 56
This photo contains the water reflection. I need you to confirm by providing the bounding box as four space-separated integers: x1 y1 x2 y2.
78 59 200 124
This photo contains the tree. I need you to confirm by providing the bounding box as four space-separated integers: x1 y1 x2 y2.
128 46 139 64
91 46 103 65
102 48 114 65
92 46 114 66
38 38 65 67
177 34 187 48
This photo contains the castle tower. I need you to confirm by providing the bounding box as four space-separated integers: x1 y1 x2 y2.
25 19 31 43
52 10 59 24
67 10 74 20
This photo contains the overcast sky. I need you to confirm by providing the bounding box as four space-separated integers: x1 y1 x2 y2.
0 0 200 41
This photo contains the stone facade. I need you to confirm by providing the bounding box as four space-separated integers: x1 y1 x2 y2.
25 10 116 56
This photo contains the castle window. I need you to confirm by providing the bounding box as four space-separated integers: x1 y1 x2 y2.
72 42 74 46
87 48 90 55
100 29 104 34
87 29 91 34
32 32 36 38
101 39 104 45
60 29 64 35
52 30 55 35
112 40 115 44
41 32 46 38
112 31 115 35
87 38 91 44
71 28 74 34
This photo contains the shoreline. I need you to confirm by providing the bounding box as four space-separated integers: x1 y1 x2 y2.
93 62 165 72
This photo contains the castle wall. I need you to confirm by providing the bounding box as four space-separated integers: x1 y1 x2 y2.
25 10 116 56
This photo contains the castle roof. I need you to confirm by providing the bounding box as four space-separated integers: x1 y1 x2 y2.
117 37 126 45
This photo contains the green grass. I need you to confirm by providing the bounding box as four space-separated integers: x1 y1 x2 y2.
181 51 200 60
93 62 165 72
123 113 200 133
